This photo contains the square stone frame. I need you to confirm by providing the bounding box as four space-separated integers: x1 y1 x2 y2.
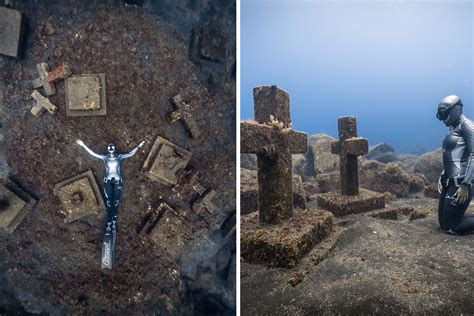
54 170 105 223
65 74 107 117
142 136 192 186
0 179 37 234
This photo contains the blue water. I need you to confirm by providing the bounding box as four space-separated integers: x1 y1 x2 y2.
241 0 474 154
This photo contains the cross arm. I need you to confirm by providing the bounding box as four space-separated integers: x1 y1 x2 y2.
331 137 368 156
240 120 307 155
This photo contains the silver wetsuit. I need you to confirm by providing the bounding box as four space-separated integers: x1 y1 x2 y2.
442 115 474 184
439 113 474 234
81 145 140 182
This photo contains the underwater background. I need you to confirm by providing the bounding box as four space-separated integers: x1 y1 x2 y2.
241 0 473 154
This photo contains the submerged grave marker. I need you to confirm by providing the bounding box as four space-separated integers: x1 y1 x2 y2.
30 90 57 117
142 136 192 186
240 85 307 224
317 116 385 216
240 85 333 267
65 74 107 117
54 170 105 223
32 63 71 96
0 179 37 234
167 94 201 138
0 7 22 58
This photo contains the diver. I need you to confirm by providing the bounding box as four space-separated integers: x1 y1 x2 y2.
436 95 474 235
76 139 145 268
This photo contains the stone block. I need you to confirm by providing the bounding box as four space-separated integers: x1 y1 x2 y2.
0 7 22 58
0 179 37 234
317 188 385 217
54 170 104 223
240 209 333 268
142 136 192 186
65 74 107 116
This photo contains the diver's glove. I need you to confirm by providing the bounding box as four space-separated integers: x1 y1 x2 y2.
454 184 470 205
437 176 443 194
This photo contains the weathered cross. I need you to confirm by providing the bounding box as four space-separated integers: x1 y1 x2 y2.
330 116 368 196
32 63 71 96
241 85 307 224
30 90 57 117
167 94 201 138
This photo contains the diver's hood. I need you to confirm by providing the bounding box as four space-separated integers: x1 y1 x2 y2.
437 95 463 126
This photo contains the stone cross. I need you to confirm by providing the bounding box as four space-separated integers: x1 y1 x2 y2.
330 116 368 196
30 90 57 117
32 63 71 96
241 85 307 224
167 94 201 138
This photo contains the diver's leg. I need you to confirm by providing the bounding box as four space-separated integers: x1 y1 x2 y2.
112 181 123 224
451 189 474 234
442 185 474 234
103 181 114 225
438 186 447 230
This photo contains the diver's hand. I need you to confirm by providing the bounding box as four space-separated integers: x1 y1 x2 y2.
138 140 145 148
76 139 85 147
438 176 443 194
454 185 470 205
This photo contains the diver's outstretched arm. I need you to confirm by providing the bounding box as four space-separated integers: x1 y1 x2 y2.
76 139 105 159
120 140 145 159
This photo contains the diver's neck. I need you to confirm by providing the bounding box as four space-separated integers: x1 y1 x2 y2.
450 114 465 129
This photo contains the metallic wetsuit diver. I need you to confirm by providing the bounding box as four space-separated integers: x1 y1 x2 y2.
436 95 474 234
76 140 145 236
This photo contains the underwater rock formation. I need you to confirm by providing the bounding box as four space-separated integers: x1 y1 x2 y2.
308 134 339 174
366 142 397 163
414 148 443 183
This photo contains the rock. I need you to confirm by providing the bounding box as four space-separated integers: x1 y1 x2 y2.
240 168 306 215
292 175 306 209
424 184 440 199
315 172 340 193
409 207 432 221
292 152 315 181
366 143 396 163
303 177 319 197
360 160 425 197
241 154 256 170
408 174 425 194
44 21 55 36
414 148 443 183
180 211 236 315
309 134 339 174
394 154 418 173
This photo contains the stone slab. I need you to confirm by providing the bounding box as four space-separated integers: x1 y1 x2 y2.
142 136 192 186
139 202 190 257
331 137 369 156
0 179 37 234
317 188 385 217
65 74 107 116
241 208 333 268
54 170 105 223
0 7 22 58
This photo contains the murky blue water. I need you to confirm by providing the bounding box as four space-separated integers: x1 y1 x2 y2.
241 0 474 154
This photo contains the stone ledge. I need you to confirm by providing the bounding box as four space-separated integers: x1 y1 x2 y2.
241 208 333 268
317 188 385 216
0 179 37 234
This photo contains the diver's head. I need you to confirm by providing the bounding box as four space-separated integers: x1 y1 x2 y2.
107 142 116 155
437 95 463 127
